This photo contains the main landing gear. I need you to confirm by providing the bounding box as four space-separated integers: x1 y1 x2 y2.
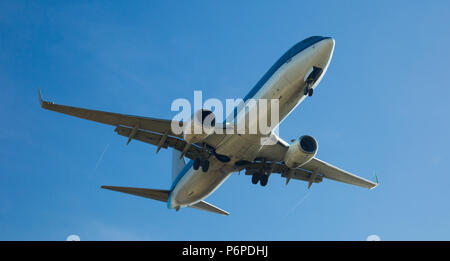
191 143 231 173
303 66 323 97
240 159 273 187
193 158 210 172
251 171 269 187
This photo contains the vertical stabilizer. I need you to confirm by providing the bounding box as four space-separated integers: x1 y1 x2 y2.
172 149 186 181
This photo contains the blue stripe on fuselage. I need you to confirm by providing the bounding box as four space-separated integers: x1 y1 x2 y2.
242 36 329 102
226 36 329 125
167 159 194 208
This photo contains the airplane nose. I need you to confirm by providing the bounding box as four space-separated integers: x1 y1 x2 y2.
282 36 335 84
314 37 335 67
321 37 335 54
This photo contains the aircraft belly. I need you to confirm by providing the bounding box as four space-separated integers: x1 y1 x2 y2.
172 160 234 206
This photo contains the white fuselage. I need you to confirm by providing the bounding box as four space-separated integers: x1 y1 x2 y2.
168 37 335 209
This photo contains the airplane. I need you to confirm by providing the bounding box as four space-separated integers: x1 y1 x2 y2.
39 36 378 216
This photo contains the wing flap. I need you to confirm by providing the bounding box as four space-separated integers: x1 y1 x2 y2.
114 126 203 160
302 158 378 189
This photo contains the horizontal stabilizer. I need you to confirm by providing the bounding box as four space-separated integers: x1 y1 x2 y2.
101 186 169 202
190 201 230 216
102 185 229 216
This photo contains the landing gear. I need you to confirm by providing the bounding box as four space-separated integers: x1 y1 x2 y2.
201 159 210 172
304 83 313 97
193 158 209 172
303 66 323 97
251 171 269 187
251 173 259 184
192 143 213 172
194 158 210 172
193 158 201 170
260 174 268 187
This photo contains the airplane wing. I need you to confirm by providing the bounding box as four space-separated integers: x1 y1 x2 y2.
301 158 378 189
252 137 378 189
38 89 182 138
38 89 213 159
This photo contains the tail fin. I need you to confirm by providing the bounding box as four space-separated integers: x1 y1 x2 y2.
172 149 185 181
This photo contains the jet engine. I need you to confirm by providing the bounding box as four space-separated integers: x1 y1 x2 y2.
283 135 318 168
183 109 216 144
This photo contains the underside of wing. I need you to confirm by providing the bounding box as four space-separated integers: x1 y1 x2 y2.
38 89 182 138
38 89 213 159
252 135 378 189
114 125 203 160
302 158 378 189
241 160 323 185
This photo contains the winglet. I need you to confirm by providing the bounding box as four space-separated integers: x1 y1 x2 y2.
38 87 44 106
38 87 53 109
368 170 380 190
373 171 379 184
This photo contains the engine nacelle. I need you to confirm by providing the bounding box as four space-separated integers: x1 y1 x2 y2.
183 109 216 144
283 135 318 168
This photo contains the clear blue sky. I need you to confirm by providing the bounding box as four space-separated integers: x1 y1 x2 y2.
1 1 449 240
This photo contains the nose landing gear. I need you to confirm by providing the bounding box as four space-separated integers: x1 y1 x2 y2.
303 66 323 97
304 83 314 97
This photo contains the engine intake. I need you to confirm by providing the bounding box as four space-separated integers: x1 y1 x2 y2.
283 135 318 168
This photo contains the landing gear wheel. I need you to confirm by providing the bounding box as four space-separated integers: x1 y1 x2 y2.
308 87 313 97
201 160 210 172
304 85 309 96
260 175 268 187
193 158 200 170
251 173 259 184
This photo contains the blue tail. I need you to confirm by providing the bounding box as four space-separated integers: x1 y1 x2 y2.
171 149 185 181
